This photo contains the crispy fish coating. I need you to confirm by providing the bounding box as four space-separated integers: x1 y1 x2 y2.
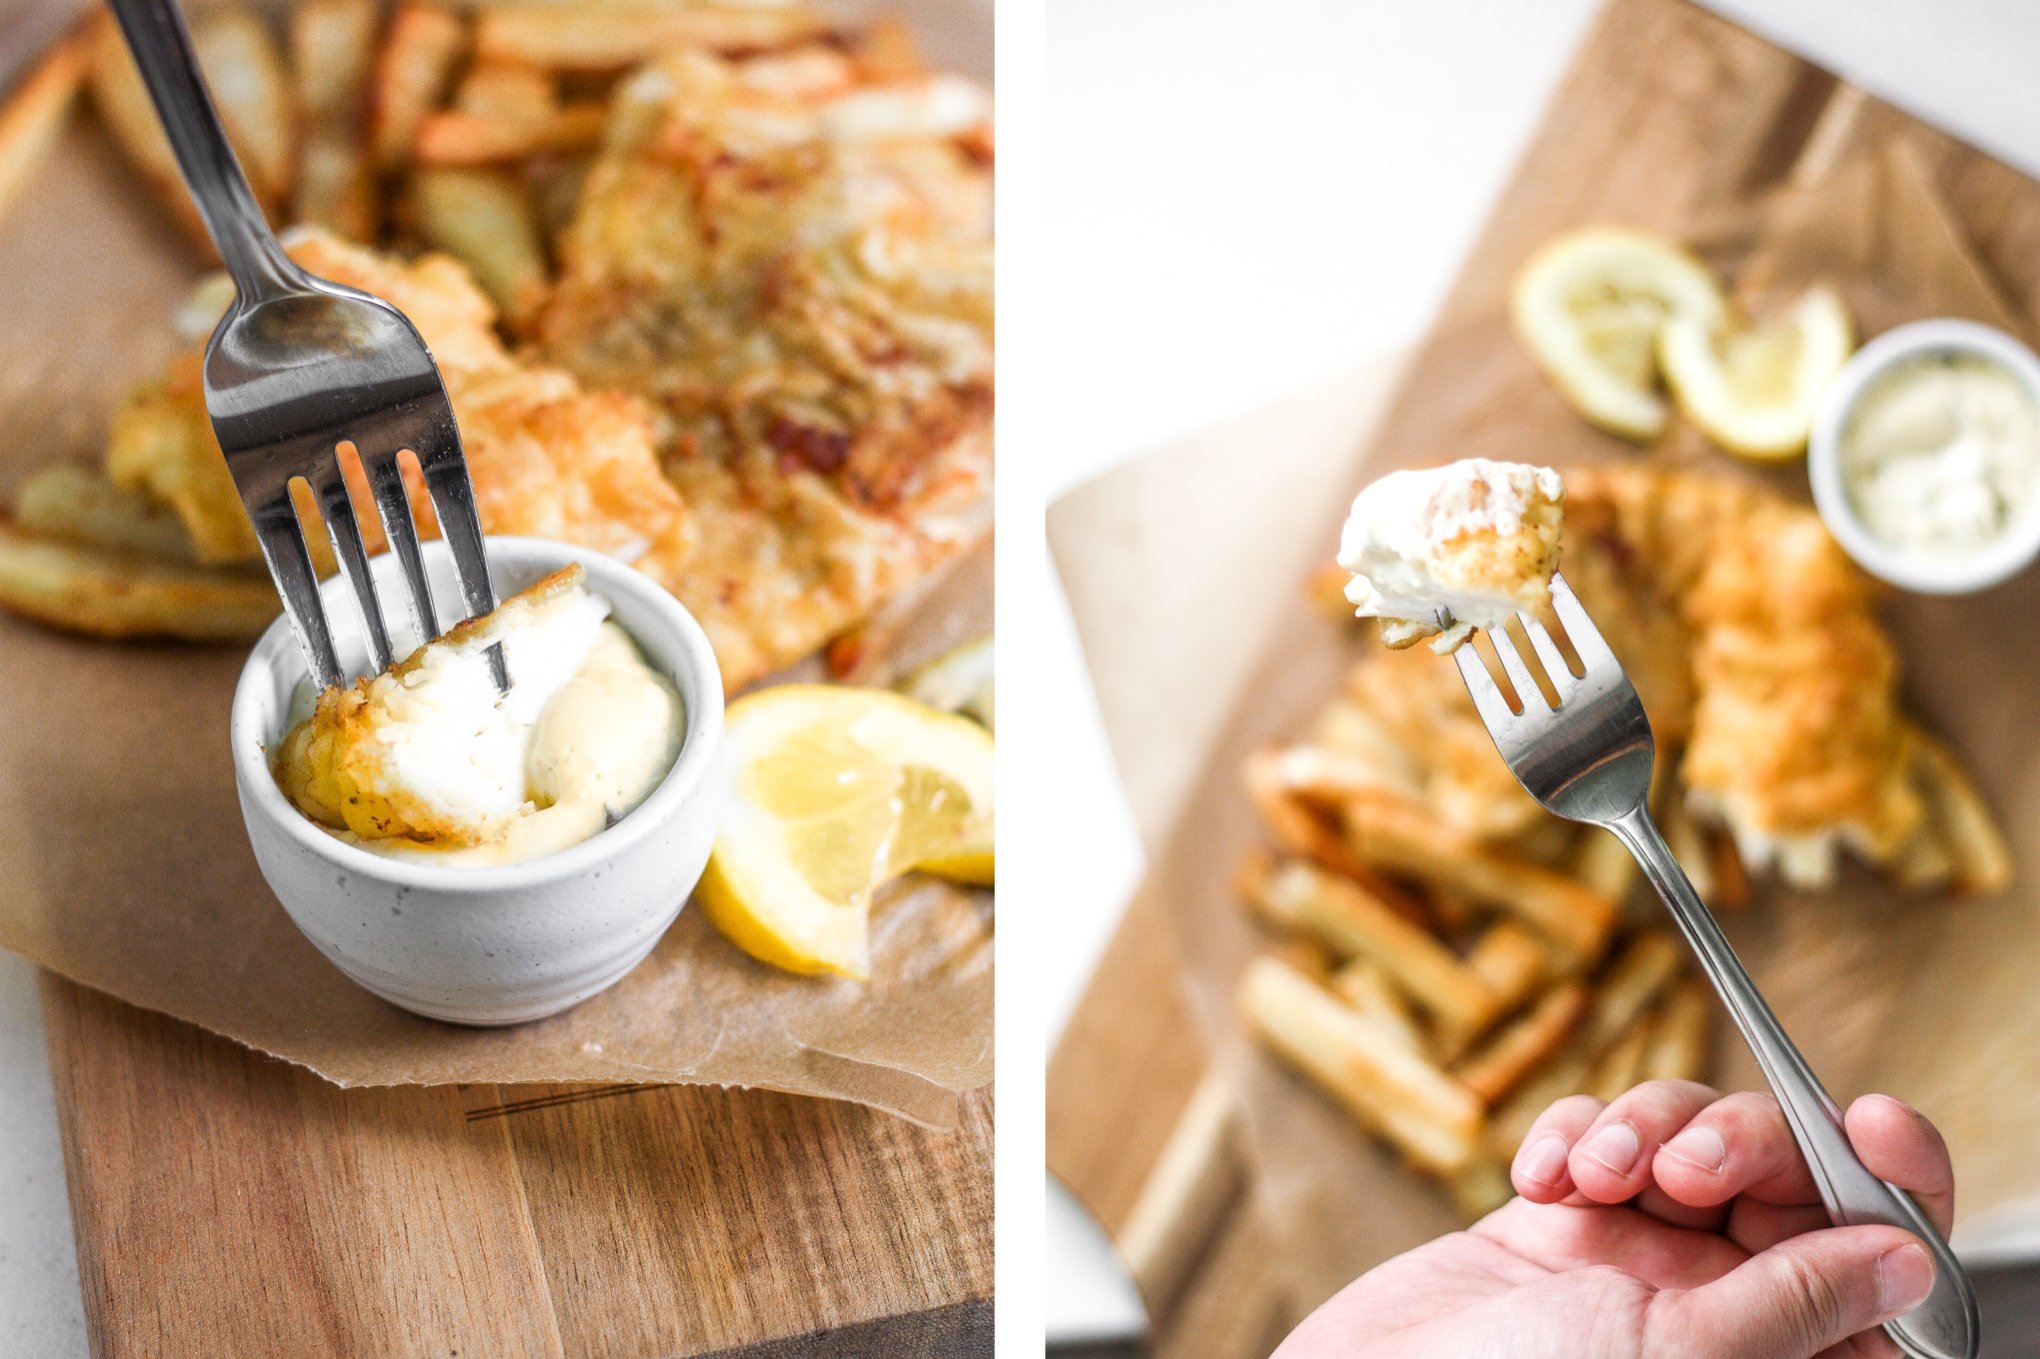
276 566 585 844
105 229 682 568
535 49 993 686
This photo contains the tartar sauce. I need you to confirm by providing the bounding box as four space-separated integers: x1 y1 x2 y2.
1840 351 2040 557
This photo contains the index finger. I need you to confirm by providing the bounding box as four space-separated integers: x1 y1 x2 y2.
1846 1093 1956 1237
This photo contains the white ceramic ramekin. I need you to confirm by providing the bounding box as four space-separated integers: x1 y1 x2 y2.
1808 318 2040 594
230 536 728 1025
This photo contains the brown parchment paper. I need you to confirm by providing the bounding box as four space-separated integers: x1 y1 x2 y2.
1053 141 2040 1308
0 0 991 1131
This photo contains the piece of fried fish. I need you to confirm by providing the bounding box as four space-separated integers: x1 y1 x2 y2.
105 227 683 573
535 48 993 687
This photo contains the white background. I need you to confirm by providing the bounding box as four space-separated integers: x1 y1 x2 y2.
1037 0 2040 1345
7 0 2040 1353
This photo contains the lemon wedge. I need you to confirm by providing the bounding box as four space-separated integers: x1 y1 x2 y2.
699 684 994 978
1511 227 1725 441
900 635 994 730
1658 284 1853 460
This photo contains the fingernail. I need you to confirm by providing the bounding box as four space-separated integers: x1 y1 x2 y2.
1878 1244 1935 1315
1517 1132 1570 1186
1662 1125 1728 1174
1580 1121 1641 1175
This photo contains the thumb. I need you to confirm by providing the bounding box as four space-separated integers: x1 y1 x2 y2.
1655 1226 1935 1359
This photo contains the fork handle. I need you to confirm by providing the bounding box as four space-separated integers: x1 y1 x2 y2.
1608 806 1978 1359
104 0 301 298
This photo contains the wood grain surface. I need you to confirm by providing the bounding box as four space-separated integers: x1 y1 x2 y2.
44 975 992 1358
1047 0 2040 1353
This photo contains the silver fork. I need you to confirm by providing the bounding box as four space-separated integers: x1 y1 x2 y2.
1451 573 1976 1359
107 0 502 694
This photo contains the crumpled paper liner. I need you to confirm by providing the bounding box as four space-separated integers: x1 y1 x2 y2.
1061 140 2040 1308
0 0 991 1131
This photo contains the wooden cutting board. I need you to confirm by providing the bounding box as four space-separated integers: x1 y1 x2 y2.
1047 0 2040 1353
43 974 991 1358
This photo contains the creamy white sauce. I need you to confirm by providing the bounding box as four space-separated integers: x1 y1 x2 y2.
1337 459 1563 638
308 601 684 868
1841 351 2040 558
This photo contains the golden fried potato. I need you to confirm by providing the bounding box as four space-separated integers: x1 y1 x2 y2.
471 5 834 73
368 3 466 170
12 464 197 561
0 518 275 641
0 13 96 226
411 167 549 323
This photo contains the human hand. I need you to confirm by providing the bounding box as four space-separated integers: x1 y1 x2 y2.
1273 1081 1953 1359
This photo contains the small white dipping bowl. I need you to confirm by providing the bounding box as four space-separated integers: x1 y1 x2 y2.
1808 318 2040 594
231 536 728 1025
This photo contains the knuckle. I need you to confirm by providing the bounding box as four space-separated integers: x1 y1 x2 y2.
1775 1248 1848 1350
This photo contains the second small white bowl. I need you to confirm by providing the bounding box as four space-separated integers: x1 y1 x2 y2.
230 537 729 1025
1808 318 2040 595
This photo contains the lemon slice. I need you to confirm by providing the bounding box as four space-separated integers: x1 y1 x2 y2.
699 685 994 978
1658 284 1853 460
900 635 994 730
1511 227 1725 441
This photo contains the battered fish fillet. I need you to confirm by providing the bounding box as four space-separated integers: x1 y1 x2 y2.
535 48 993 687
105 229 682 569
1341 465 1974 889
276 566 594 845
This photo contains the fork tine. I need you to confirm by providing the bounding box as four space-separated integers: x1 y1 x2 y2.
1517 611 1578 693
360 448 439 647
1453 640 1521 732
1549 573 1620 673
408 415 496 625
1485 624 1550 711
248 497 343 693
307 459 393 675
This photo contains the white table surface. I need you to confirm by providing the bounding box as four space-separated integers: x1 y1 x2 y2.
1042 0 2040 1344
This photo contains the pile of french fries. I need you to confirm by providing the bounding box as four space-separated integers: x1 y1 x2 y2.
1 0 897 319
0 0 950 641
1235 650 1715 1218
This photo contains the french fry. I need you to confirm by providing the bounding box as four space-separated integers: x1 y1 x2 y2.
411 167 549 322
294 130 378 240
1568 826 1637 905
1661 795 1718 905
1272 932 1337 984
1483 1031 1596 1160
453 60 557 120
1454 981 1588 1105
12 465 198 562
846 16 926 83
412 103 607 164
1913 732 2013 896
1445 1155 1514 1219
291 0 379 118
90 6 295 230
1463 921 1550 1011
1330 958 1427 1054
1241 856 1500 1038
471 5 834 73
191 8 297 206
1258 741 1415 804
290 0 379 239
0 519 277 641
815 75 992 143
1244 749 1426 920
1579 931 1682 1051
1240 956 1483 1174
1342 789 1619 966
1585 1016 1653 1103
370 4 466 171
0 14 96 226
1639 978 1713 1084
